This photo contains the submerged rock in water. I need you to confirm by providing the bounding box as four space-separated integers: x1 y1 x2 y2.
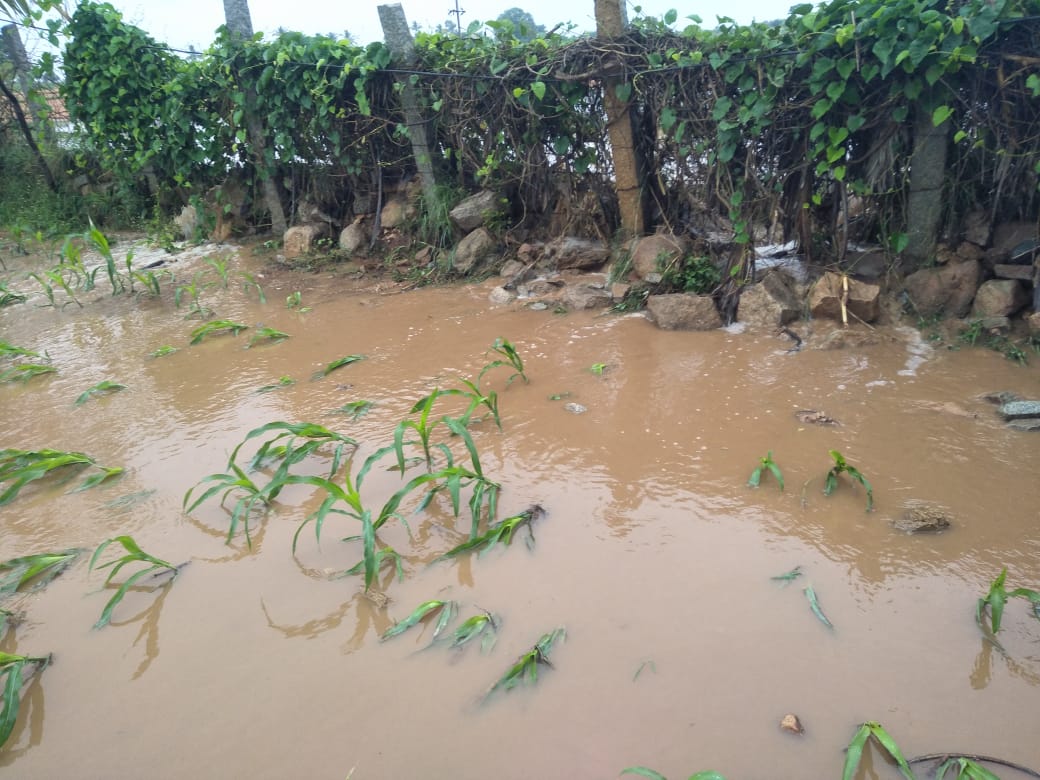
779 713 804 735
999 400 1040 420
893 502 952 534
563 402 587 414
1006 418 1040 432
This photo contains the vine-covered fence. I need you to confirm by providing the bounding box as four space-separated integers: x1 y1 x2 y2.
51 0 1040 269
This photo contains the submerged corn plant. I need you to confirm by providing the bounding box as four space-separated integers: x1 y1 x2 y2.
313 354 365 379
434 505 545 561
748 451 784 491
189 319 249 345
380 599 456 642
239 271 266 302
935 756 1009 779
148 345 178 359
0 363 56 384
257 376 295 393
0 282 27 307
341 545 404 583
88 536 183 629
804 585 834 630
485 627 565 701
446 610 499 653
976 568 1040 636
824 450 874 511
247 327 289 348
621 770 726 780
0 550 82 594
771 565 802 585
86 219 123 295
332 400 374 420
0 448 122 506
0 342 39 360
842 721 914 780
74 381 126 406
589 362 609 375
0 651 51 749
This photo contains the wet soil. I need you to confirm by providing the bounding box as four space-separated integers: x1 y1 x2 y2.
2 236 1039 779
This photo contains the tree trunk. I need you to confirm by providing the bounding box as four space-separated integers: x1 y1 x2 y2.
2 23 50 140
222 0 288 236
0 72 57 192
595 0 646 238
378 4 439 221
904 102 948 271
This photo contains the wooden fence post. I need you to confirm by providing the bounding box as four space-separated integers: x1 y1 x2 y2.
222 0 288 235
595 0 646 238
378 4 439 216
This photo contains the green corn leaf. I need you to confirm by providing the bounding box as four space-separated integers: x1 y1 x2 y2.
74 381 127 406
621 769 668 780
0 659 27 749
747 466 763 488
770 566 802 584
95 565 166 629
314 354 365 379
381 600 455 641
766 462 785 491
866 722 914 779
189 319 249 345
842 723 872 780
804 585 834 629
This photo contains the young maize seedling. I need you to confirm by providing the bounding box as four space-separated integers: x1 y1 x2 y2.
285 291 308 310
976 567 1040 636
0 342 39 360
0 448 122 506
748 451 784 491
148 345 178 359
88 536 183 629
446 611 499 653
183 462 272 546
484 627 565 701
0 363 56 383
313 354 365 379
341 546 404 584
74 381 127 406
380 599 456 642
477 337 528 387
205 256 230 288
589 362 608 375
86 220 123 295
0 283 27 307
633 660 657 681
189 319 249 345
842 721 914 780
824 450 874 511
0 651 51 749
239 272 266 302
0 550 83 595
434 505 545 561
247 327 290 348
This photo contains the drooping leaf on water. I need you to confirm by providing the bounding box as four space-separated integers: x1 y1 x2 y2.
485 627 565 701
633 660 656 681
936 757 1006 780
148 345 178 358
0 449 120 506
976 568 1009 635
332 400 374 420
189 319 249 345
380 600 456 642
313 354 365 379
74 381 127 406
0 549 83 594
257 376 296 393
246 327 290 348
448 611 499 652
620 769 669 780
804 585 834 629
0 652 51 750
842 722 914 780
0 363 56 383
770 565 802 584
0 342 40 360
341 547 404 584
69 466 123 493
434 504 545 561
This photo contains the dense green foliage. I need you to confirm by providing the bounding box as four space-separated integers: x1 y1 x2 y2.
46 0 1039 256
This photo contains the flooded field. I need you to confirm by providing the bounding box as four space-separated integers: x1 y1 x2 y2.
1 239 1039 779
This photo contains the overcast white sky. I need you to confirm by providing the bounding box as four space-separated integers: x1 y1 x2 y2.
102 0 800 50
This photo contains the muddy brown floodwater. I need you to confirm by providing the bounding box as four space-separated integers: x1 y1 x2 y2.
1 240 1039 780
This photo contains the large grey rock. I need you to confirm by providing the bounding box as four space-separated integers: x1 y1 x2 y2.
809 272 880 323
903 260 981 318
449 190 499 232
561 283 612 310
739 271 801 330
629 233 687 280
380 196 414 229
452 227 497 274
339 218 366 254
283 223 331 259
999 400 1040 420
962 211 990 247
1027 312 1040 337
545 237 609 270
972 279 1029 318
1007 419 1040 432
174 204 198 241
488 286 516 305
646 293 721 330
